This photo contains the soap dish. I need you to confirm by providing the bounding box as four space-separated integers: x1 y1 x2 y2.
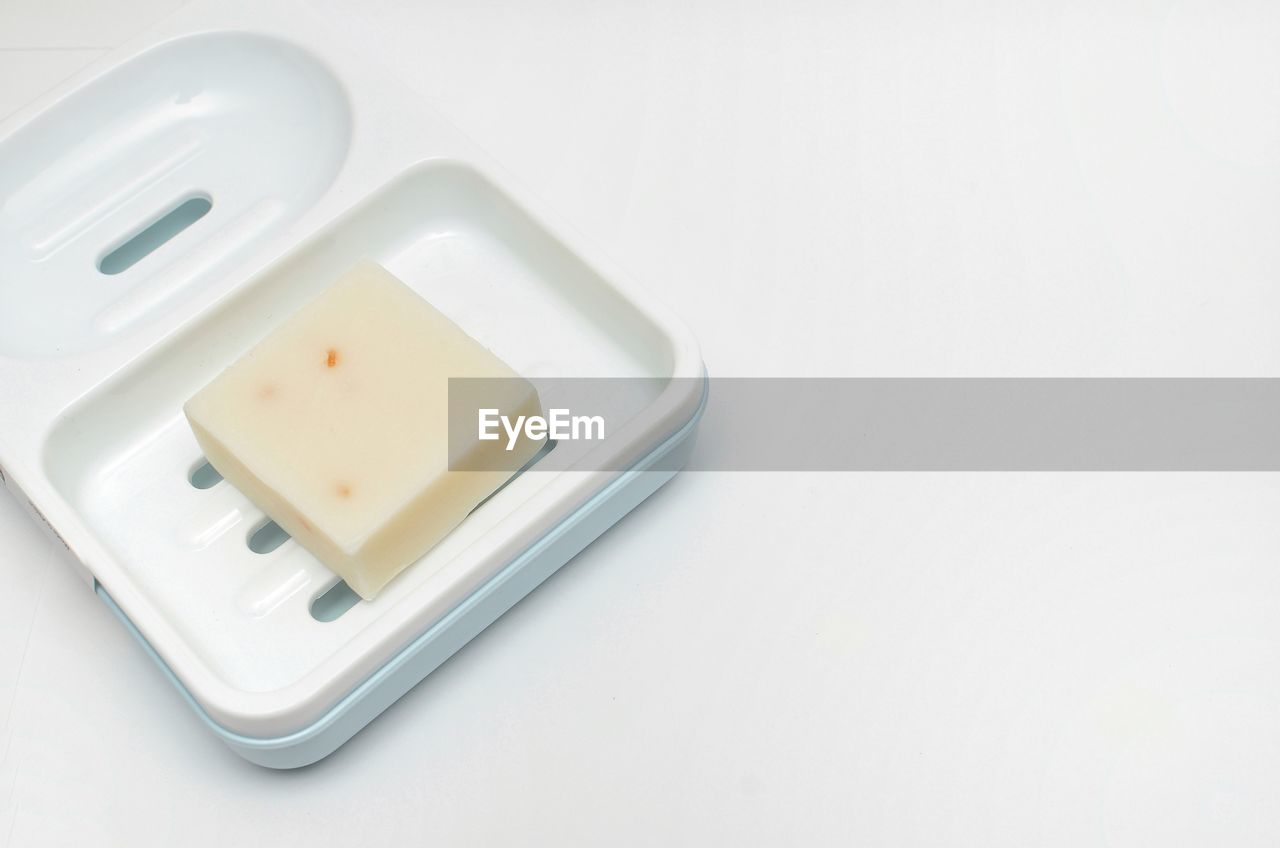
0 0 704 768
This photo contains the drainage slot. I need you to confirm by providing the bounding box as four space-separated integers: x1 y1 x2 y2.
98 194 211 275
310 581 361 622
247 520 290 555
188 459 223 489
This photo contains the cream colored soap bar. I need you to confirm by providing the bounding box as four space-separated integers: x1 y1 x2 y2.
184 262 543 600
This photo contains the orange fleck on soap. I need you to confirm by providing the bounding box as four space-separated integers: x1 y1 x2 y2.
335 482 352 498
257 384 277 399
326 348 338 368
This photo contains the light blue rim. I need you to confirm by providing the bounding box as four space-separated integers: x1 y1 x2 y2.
96 376 707 756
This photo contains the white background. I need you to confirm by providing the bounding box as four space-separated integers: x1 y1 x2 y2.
4 0 1280 845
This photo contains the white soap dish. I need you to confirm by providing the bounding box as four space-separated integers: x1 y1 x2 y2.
0 0 704 767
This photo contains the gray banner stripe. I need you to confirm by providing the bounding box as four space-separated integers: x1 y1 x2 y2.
450 379 1280 471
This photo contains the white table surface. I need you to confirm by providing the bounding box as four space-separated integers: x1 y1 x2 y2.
3 1 1280 845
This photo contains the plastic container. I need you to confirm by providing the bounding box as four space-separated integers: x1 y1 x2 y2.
0 0 705 767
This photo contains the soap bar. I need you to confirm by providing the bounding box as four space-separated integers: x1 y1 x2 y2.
184 262 543 600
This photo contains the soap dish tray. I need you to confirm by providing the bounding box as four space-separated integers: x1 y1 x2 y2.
0 0 704 768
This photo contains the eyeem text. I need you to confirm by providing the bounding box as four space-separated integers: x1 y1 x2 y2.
478 408 606 451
